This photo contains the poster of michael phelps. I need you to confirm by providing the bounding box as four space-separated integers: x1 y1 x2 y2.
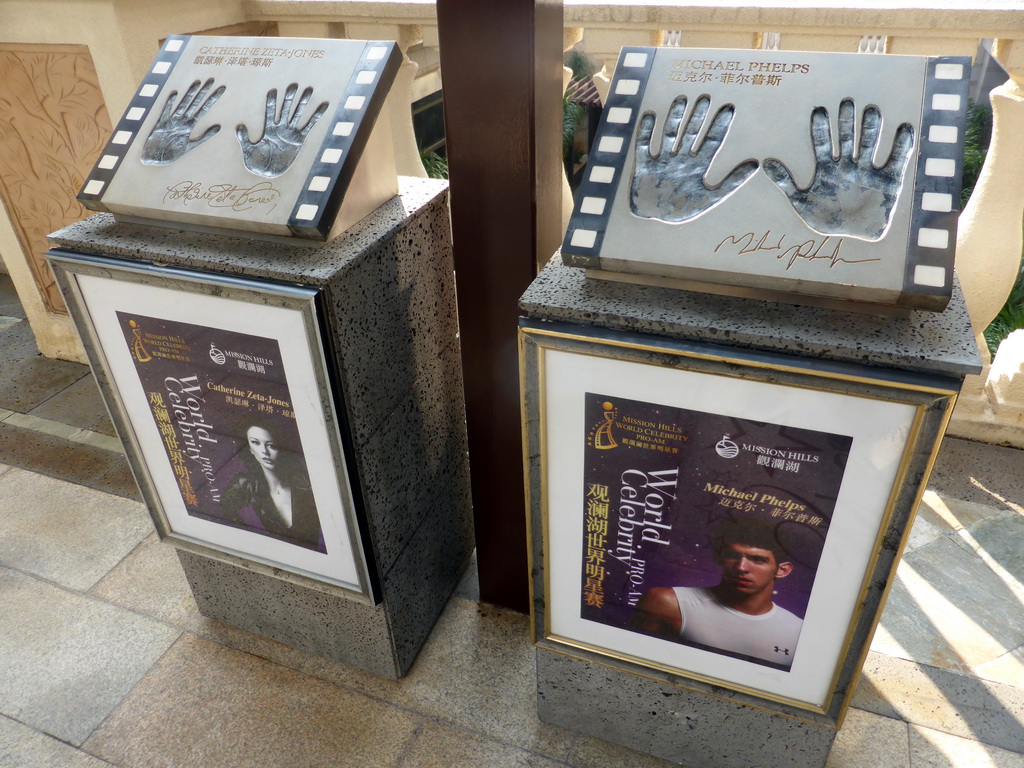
116 311 325 552
580 392 851 670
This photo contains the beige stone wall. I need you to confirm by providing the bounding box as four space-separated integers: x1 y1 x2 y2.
0 0 248 359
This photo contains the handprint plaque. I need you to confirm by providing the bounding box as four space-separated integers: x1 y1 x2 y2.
79 35 403 241
561 47 971 312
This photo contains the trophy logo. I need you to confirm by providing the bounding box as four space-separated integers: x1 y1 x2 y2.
588 401 619 450
715 435 740 459
128 320 152 363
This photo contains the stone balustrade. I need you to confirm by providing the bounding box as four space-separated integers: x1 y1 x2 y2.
245 0 1024 447
1 0 1021 445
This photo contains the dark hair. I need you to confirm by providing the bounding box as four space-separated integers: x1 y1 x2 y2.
233 414 305 481
712 518 789 565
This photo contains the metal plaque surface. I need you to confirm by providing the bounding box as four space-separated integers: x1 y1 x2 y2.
78 35 401 240
561 48 971 311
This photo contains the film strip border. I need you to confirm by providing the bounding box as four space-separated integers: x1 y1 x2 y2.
288 41 403 239
78 35 189 210
902 56 972 308
560 47 655 269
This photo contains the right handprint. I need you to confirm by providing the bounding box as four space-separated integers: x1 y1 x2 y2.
762 99 914 241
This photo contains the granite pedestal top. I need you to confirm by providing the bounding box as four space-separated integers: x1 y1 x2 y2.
50 177 447 286
520 256 982 378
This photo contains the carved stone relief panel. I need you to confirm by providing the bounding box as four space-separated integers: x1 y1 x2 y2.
0 44 112 315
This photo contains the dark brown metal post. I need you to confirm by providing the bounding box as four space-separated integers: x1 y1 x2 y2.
436 0 564 612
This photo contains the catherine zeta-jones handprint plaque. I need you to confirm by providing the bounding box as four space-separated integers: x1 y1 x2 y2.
236 84 330 178
630 95 758 223
762 100 914 241
78 36 402 240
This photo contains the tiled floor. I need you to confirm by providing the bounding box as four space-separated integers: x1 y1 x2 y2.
1 274 1023 767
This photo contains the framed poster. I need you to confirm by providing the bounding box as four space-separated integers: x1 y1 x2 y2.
48 250 377 603
520 320 959 716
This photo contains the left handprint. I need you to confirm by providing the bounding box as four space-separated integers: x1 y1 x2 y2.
141 79 226 165
630 95 759 223
236 84 329 178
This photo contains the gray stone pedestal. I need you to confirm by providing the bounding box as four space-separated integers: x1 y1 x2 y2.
519 257 981 766
49 178 472 679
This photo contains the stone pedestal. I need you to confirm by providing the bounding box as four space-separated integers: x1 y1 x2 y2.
519 257 981 766
48 177 472 679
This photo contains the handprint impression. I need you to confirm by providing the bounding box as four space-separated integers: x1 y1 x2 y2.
762 99 914 241
236 84 329 178
142 79 225 165
630 95 759 223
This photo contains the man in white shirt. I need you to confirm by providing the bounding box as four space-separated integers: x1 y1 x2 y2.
629 519 803 668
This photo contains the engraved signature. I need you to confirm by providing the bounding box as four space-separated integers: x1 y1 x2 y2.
714 230 880 270
163 181 280 212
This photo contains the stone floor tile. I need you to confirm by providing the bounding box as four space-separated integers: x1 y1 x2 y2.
903 490 1007 554
82 633 421 768
0 276 27 319
904 499 953 553
0 468 153 591
568 730 683 768
826 708 910 767
0 714 115 768
920 490 1014 533
400 721 565 768
0 352 88 413
852 651 1024 754
898 532 1024 669
0 318 51 361
976 647 1024 690
910 723 1024 767
90 534 314 672
928 438 1024 515
873 512 1024 675
28 375 113 434
871 567 979 675
302 596 571 761
454 549 480 602
967 512 1024 593
88 457 142 501
0 422 124 490
0 567 180 746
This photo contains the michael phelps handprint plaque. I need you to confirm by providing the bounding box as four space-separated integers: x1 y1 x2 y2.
79 35 402 241
562 48 970 312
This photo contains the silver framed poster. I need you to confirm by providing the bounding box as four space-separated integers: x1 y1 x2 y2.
520 320 959 718
48 250 377 603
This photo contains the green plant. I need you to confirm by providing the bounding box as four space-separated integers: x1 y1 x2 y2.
565 49 595 80
562 49 597 183
960 102 992 206
563 96 584 160
420 149 448 180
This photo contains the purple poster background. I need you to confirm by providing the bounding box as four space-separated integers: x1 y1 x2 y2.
580 392 852 666
117 311 325 552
